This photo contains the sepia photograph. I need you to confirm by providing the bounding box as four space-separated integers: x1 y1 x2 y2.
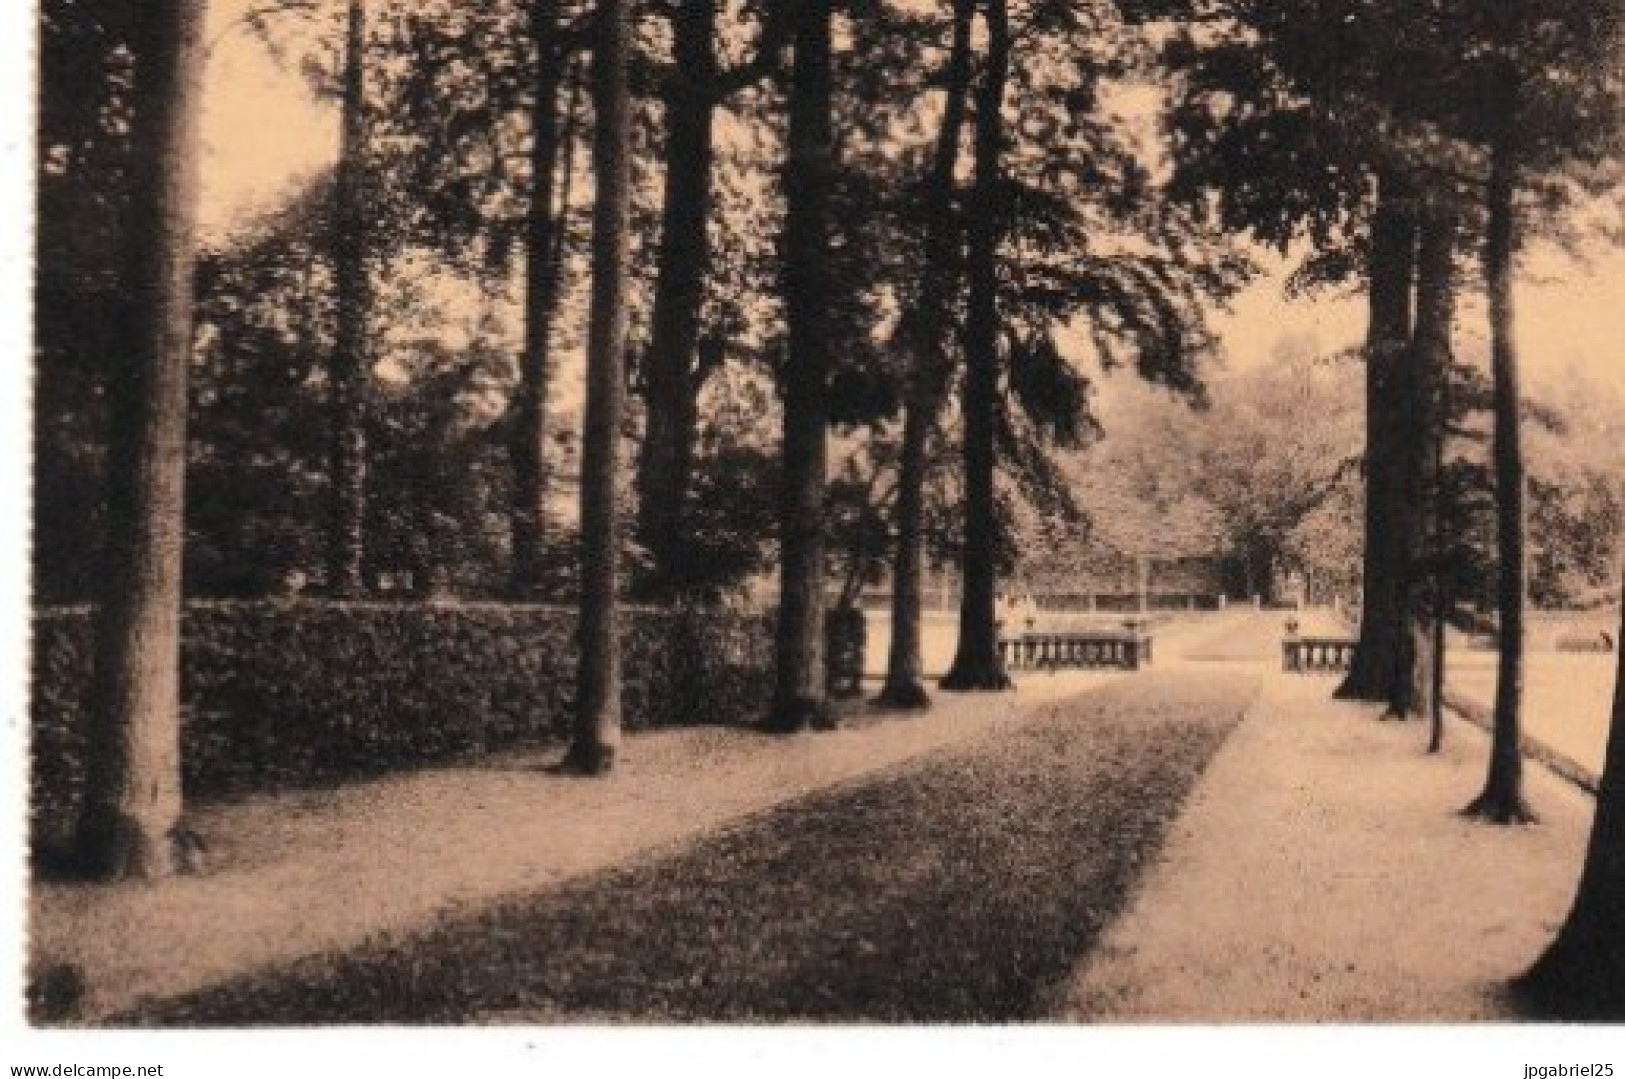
7 0 1625 1071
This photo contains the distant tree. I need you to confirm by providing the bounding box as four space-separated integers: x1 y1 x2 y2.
1076 351 1362 606
1529 469 1624 608
354 0 596 597
187 178 336 596
564 0 634 773
365 337 513 596
75 0 209 879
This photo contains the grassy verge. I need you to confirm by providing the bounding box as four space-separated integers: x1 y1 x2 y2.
1442 690 1598 794
113 670 1260 1025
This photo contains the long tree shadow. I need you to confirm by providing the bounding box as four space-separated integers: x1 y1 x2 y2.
106 671 1260 1026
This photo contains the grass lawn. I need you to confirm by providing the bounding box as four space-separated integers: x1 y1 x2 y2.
111 669 1259 1025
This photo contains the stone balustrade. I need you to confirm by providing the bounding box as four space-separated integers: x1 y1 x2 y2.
1282 637 1356 673
999 630 1153 672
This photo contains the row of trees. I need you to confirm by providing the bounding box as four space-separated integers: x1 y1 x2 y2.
1148 0 1620 805
35 0 1625 1017
44 0 1245 865
1149 0 1625 1008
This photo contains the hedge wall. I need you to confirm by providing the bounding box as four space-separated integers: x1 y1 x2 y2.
31 601 775 845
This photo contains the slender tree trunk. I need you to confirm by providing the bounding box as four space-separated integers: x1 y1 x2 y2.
1464 86 1536 823
1384 210 1455 720
880 404 933 708
509 0 566 598
563 0 633 774
763 0 836 732
1429 361 1451 754
550 61 586 275
1338 170 1416 701
878 0 974 711
940 0 1012 692
1517 579 1625 1015
636 0 719 601
75 0 208 880
327 0 370 599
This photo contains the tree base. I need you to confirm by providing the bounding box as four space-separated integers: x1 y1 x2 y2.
1378 707 1421 722
1461 789 1538 825
73 818 207 882
1333 682 1387 703
874 679 932 712
1333 668 1387 703
759 696 839 735
1334 652 1393 702
938 660 1012 692
560 740 618 776
1514 935 1625 1020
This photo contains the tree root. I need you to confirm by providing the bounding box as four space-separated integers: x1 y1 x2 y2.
1460 790 1538 825
938 660 1012 692
759 696 839 735
560 740 618 776
874 680 933 712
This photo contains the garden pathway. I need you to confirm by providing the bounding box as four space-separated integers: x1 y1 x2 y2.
1059 661 1594 1020
30 612 1233 1022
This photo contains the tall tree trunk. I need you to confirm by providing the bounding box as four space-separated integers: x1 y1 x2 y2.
1338 170 1416 701
763 0 836 732
635 0 719 601
327 0 370 599
75 0 208 880
509 0 566 598
1517 579 1625 1015
1384 210 1455 720
878 0 974 711
563 0 633 774
941 0 1012 692
1464 81 1536 823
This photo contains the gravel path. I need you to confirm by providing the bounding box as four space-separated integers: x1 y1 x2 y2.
1058 668 1593 1020
108 669 1260 1025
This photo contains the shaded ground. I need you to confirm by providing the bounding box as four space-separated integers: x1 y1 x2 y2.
106 670 1259 1025
30 659 1132 1022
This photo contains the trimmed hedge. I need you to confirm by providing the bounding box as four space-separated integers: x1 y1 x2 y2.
31 601 774 846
